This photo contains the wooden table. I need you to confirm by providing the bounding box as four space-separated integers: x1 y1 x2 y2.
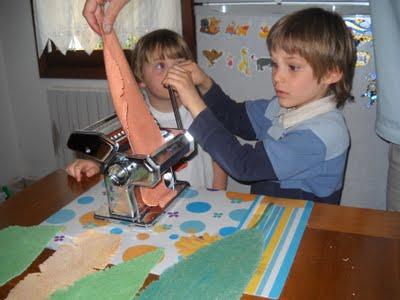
1 169 399 299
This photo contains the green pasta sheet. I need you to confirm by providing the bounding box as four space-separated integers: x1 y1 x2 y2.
0 225 63 286
136 229 263 300
51 248 164 300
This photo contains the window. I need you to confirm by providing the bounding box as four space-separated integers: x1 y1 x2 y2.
32 0 196 79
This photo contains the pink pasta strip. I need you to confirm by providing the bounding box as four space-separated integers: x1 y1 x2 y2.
98 11 176 207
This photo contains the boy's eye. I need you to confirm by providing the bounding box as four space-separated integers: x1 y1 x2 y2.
289 64 300 71
155 62 165 70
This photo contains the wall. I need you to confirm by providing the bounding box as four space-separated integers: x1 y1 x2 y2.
0 39 21 186
0 1 108 186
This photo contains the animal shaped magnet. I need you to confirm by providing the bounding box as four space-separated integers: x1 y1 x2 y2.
202 49 223 67
258 25 269 39
251 55 271 71
200 17 221 35
238 48 251 77
225 22 250 36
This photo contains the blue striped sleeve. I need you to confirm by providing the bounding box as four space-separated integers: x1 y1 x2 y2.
189 108 278 182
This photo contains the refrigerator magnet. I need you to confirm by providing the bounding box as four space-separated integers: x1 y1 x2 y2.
250 55 271 72
225 22 250 37
238 47 251 77
202 49 223 67
356 51 371 67
258 25 270 39
225 52 235 70
199 17 221 35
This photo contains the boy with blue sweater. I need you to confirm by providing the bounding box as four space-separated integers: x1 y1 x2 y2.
164 7 356 204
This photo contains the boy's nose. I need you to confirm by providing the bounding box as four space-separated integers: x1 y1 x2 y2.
272 69 284 85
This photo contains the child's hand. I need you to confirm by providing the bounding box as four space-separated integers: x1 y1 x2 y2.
163 65 207 118
177 61 213 95
83 0 130 35
66 159 100 182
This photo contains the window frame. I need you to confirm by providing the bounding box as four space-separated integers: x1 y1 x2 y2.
32 0 196 79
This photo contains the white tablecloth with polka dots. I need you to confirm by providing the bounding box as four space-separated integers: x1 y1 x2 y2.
43 181 255 275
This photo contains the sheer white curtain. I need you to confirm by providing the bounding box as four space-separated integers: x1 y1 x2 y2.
33 0 182 55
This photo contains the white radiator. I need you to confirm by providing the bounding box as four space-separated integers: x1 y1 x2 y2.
47 87 114 168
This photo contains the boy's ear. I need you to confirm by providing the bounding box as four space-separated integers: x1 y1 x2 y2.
323 68 343 85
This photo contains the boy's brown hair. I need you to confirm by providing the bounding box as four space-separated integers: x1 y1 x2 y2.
130 29 193 82
267 7 357 107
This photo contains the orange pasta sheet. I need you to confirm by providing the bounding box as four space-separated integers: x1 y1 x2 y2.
97 10 176 207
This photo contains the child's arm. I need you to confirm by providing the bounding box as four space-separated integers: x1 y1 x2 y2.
166 62 257 141
212 161 227 190
164 63 278 183
66 159 100 182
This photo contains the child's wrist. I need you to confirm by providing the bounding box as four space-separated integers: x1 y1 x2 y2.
198 77 213 95
189 99 207 118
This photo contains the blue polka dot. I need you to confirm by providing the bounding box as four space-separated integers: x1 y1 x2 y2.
169 234 179 240
180 220 206 233
186 202 211 213
110 227 123 234
46 209 76 224
219 226 237 237
179 188 199 198
229 209 248 222
77 196 94 205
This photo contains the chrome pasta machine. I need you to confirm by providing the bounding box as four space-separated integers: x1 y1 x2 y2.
67 113 194 227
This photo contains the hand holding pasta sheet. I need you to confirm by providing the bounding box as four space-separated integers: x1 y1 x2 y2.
83 0 129 34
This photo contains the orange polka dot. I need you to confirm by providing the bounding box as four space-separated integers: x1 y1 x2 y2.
79 211 110 226
153 225 167 233
226 191 257 202
122 245 164 263
136 233 150 240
